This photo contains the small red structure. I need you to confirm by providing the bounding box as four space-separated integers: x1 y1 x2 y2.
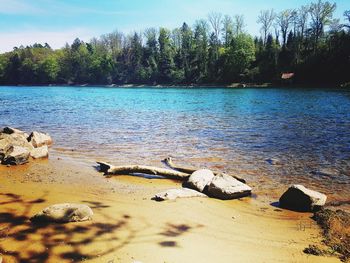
281 72 295 80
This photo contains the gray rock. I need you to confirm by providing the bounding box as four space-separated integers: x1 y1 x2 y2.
28 131 53 148
186 169 215 192
30 145 49 159
279 184 327 212
2 145 30 165
153 188 207 201
208 174 252 200
31 203 93 223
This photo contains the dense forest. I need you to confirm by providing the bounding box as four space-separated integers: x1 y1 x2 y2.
0 0 349 86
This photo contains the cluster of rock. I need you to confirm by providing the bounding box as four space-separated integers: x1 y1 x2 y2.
153 168 327 213
0 127 52 165
153 169 252 201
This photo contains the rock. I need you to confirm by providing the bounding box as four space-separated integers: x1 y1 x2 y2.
207 174 252 200
279 184 327 212
310 168 338 178
31 203 93 223
266 158 282 165
0 131 33 163
2 145 30 165
152 188 207 201
0 128 52 165
30 145 49 159
186 169 215 192
28 131 53 148
0 138 10 161
0 133 34 150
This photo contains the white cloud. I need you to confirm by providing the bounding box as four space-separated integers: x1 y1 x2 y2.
0 0 43 14
0 28 98 52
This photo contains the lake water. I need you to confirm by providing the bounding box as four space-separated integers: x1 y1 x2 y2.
1 86 350 201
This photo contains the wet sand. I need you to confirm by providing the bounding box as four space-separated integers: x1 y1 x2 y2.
0 157 341 262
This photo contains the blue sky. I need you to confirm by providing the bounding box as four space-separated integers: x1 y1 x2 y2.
0 0 348 52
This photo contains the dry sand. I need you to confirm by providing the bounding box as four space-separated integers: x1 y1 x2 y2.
0 157 341 263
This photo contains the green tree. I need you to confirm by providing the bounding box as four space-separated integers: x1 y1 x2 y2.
180 23 193 83
222 34 255 82
144 28 159 83
192 20 209 82
37 55 59 83
158 28 175 83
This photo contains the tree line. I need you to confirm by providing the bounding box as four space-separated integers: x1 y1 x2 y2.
0 0 349 86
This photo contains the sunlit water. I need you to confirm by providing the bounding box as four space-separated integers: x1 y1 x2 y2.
1 86 350 200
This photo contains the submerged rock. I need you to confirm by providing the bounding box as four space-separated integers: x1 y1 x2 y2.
186 169 215 192
28 131 53 148
31 203 93 223
310 168 339 178
153 188 207 201
266 158 282 165
279 184 327 212
207 174 252 200
2 145 30 165
30 145 49 159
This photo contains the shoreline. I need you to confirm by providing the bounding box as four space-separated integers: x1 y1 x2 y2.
0 82 347 89
0 155 341 262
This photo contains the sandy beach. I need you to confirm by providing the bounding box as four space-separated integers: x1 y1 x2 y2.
0 156 341 263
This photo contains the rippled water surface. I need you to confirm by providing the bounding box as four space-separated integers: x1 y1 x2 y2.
1 86 350 199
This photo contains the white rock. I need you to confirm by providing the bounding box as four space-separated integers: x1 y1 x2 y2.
30 145 49 159
31 203 93 223
208 174 252 200
0 133 34 150
186 169 215 192
28 131 53 148
153 188 208 201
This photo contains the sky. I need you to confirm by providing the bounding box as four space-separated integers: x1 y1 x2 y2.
0 0 348 52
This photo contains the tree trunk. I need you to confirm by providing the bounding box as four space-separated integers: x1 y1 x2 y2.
162 157 246 183
97 162 190 180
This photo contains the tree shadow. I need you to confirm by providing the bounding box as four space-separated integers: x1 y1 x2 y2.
159 241 178 247
0 192 205 262
0 192 135 262
156 222 204 248
159 223 192 237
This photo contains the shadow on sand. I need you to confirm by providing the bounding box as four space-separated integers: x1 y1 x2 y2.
0 193 204 262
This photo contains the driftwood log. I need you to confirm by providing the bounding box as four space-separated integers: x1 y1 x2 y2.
97 162 190 180
162 157 246 183
97 158 246 183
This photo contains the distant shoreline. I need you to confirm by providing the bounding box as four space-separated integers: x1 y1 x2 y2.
0 82 347 89
1 82 271 88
